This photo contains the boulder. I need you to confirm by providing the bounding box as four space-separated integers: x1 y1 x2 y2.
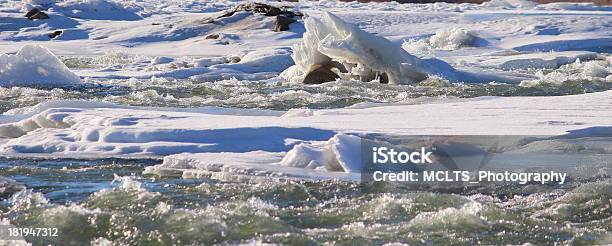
303 64 340 84
25 8 50 20
205 34 220 39
48 30 63 39
217 3 302 20
274 15 296 32
228 56 241 63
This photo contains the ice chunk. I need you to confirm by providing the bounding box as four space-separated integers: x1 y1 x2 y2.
280 134 362 173
287 12 455 84
404 28 476 52
150 56 174 65
0 45 81 87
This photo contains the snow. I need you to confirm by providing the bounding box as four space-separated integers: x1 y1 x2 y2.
150 56 173 65
2 90 612 179
0 45 81 86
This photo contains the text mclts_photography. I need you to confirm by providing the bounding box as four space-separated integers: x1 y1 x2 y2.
0 0 611 245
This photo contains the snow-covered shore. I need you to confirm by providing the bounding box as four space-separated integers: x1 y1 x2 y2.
1 0 610 85
2 89 612 179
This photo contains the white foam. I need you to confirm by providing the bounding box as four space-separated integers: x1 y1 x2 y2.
520 56 611 87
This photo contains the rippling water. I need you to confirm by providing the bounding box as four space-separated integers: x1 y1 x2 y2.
0 159 610 245
1 54 611 245
2 78 612 114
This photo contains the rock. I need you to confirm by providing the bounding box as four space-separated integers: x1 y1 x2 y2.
377 72 389 84
228 56 241 63
48 30 62 39
219 3 302 19
303 64 340 84
205 34 220 39
25 8 49 20
273 15 295 32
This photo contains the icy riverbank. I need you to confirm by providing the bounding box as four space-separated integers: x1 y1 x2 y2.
1 0 610 85
1 90 612 179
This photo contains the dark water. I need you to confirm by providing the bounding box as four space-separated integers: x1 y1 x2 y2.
0 158 610 245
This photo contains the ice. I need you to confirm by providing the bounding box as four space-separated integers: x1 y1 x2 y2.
1 90 612 179
0 45 81 87
485 51 600 70
481 0 537 9
139 48 294 81
520 56 611 86
280 134 361 173
403 28 477 52
286 12 456 85
150 56 174 65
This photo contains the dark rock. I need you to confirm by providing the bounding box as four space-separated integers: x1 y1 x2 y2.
229 56 241 63
205 34 220 39
377 72 389 84
48 30 63 39
25 8 49 20
303 64 340 84
273 15 295 32
219 3 302 19
25 8 40 18
264 6 282 16
329 61 348 73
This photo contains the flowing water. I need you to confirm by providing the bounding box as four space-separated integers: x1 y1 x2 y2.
0 158 610 245
1 54 611 245
2 78 612 114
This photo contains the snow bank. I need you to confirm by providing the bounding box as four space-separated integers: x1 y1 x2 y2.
54 0 144 21
280 134 361 173
2 91 612 179
0 45 81 87
481 0 537 9
496 52 599 70
543 2 612 11
285 12 455 85
143 48 294 81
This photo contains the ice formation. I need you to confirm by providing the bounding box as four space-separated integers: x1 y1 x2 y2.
280 134 362 173
285 12 455 85
403 28 476 54
519 56 611 87
0 45 81 86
